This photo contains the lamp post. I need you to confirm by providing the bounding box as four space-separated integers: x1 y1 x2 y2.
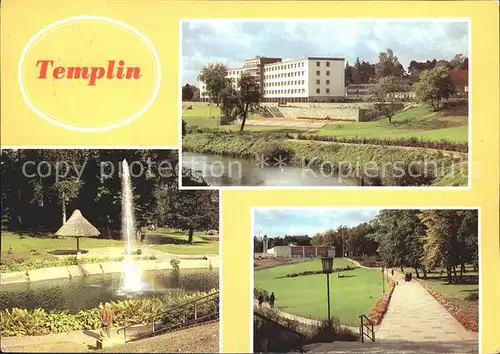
321 245 336 325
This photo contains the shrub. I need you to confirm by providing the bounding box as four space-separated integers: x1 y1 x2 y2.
0 256 157 273
0 289 218 337
170 258 180 272
258 141 294 162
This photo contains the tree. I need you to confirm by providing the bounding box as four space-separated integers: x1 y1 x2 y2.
220 72 262 132
414 65 456 111
352 57 376 84
198 62 231 106
163 190 219 244
345 61 354 86
375 49 406 79
418 210 463 283
53 177 82 225
450 53 468 70
368 210 426 277
181 84 196 101
368 76 407 123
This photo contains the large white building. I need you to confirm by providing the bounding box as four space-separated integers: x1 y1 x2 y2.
198 56 345 103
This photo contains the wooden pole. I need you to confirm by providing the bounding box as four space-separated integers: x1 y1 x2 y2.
77 237 80 252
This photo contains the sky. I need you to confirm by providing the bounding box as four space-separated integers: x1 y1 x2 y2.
181 20 469 84
253 208 381 238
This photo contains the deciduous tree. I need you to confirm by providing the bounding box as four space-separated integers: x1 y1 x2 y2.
414 65 456 111
198 62 231 106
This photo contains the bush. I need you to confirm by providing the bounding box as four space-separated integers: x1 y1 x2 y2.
0 256 153 273
0 289 218 337
258 141 294 161
170 258 180 271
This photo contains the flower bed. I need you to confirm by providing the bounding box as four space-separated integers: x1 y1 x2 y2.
0 289 218 337
275 266 357 279
416 278 478 332
368 279 396 325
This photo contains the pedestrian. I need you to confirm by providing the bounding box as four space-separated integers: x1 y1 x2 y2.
258 294 264 307
269 292 275 308
100 303 114 339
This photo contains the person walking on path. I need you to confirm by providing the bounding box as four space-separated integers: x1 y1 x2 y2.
269 292 275 308
100 303 114 339
258 294 264 307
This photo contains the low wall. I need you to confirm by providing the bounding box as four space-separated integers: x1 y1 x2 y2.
278 107 361 121
0 258 219 285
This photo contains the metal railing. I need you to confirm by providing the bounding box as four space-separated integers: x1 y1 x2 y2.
359 314 375 343
117 291 219 343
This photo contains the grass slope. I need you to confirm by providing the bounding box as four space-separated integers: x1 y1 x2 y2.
184 104 468 142
254 258 383 326
183 132 467 186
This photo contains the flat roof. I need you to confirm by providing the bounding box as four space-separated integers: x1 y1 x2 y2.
307 57 345 61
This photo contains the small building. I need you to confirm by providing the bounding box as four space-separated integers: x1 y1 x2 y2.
272 244 334 258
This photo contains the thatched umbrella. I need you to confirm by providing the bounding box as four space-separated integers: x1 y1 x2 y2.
55 209 100 252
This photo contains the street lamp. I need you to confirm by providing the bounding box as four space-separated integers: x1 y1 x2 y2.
321 245 335 325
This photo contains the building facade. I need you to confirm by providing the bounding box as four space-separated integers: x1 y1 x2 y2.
270 245 335 258
199 56 345 103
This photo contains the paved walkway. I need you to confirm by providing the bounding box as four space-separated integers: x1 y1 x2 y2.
375 271 477 342
0 324 152 352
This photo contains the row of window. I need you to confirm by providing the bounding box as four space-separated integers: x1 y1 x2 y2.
263 60 332 72
264 88 332 95
265 88 306 95
264 70 332 80
316 61 331 67
264 80 305 87
263 79 334 87
265 62 305 71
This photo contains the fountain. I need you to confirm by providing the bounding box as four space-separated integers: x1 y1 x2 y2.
118 159 150 294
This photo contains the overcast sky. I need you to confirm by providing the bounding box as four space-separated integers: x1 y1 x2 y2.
253 208 381 238
181 20 468 84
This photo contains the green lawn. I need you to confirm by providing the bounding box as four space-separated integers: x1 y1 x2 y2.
317 107 468 142
184 104 468 143
254 258 385 326
145 229 219 255
1 229 219 262
1 231 123 254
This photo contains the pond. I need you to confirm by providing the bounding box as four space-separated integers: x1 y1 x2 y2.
0 268 218 313
182 152 357 187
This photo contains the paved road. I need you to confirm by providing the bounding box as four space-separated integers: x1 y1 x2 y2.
375 271 477 342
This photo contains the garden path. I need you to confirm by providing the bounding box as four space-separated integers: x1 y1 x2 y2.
375 271 476 342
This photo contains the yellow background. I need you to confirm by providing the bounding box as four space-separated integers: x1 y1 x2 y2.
1 0 177 146
1 0 499 353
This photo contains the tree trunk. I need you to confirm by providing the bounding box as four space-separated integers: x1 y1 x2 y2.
240 104 249 132
188 228 194 244
62 191 67 225
400 266 404 272
104 214 112 239
453 266 458 283
446 266 453 284
414 268 420 278
460 263 465 277
388 116 392 123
